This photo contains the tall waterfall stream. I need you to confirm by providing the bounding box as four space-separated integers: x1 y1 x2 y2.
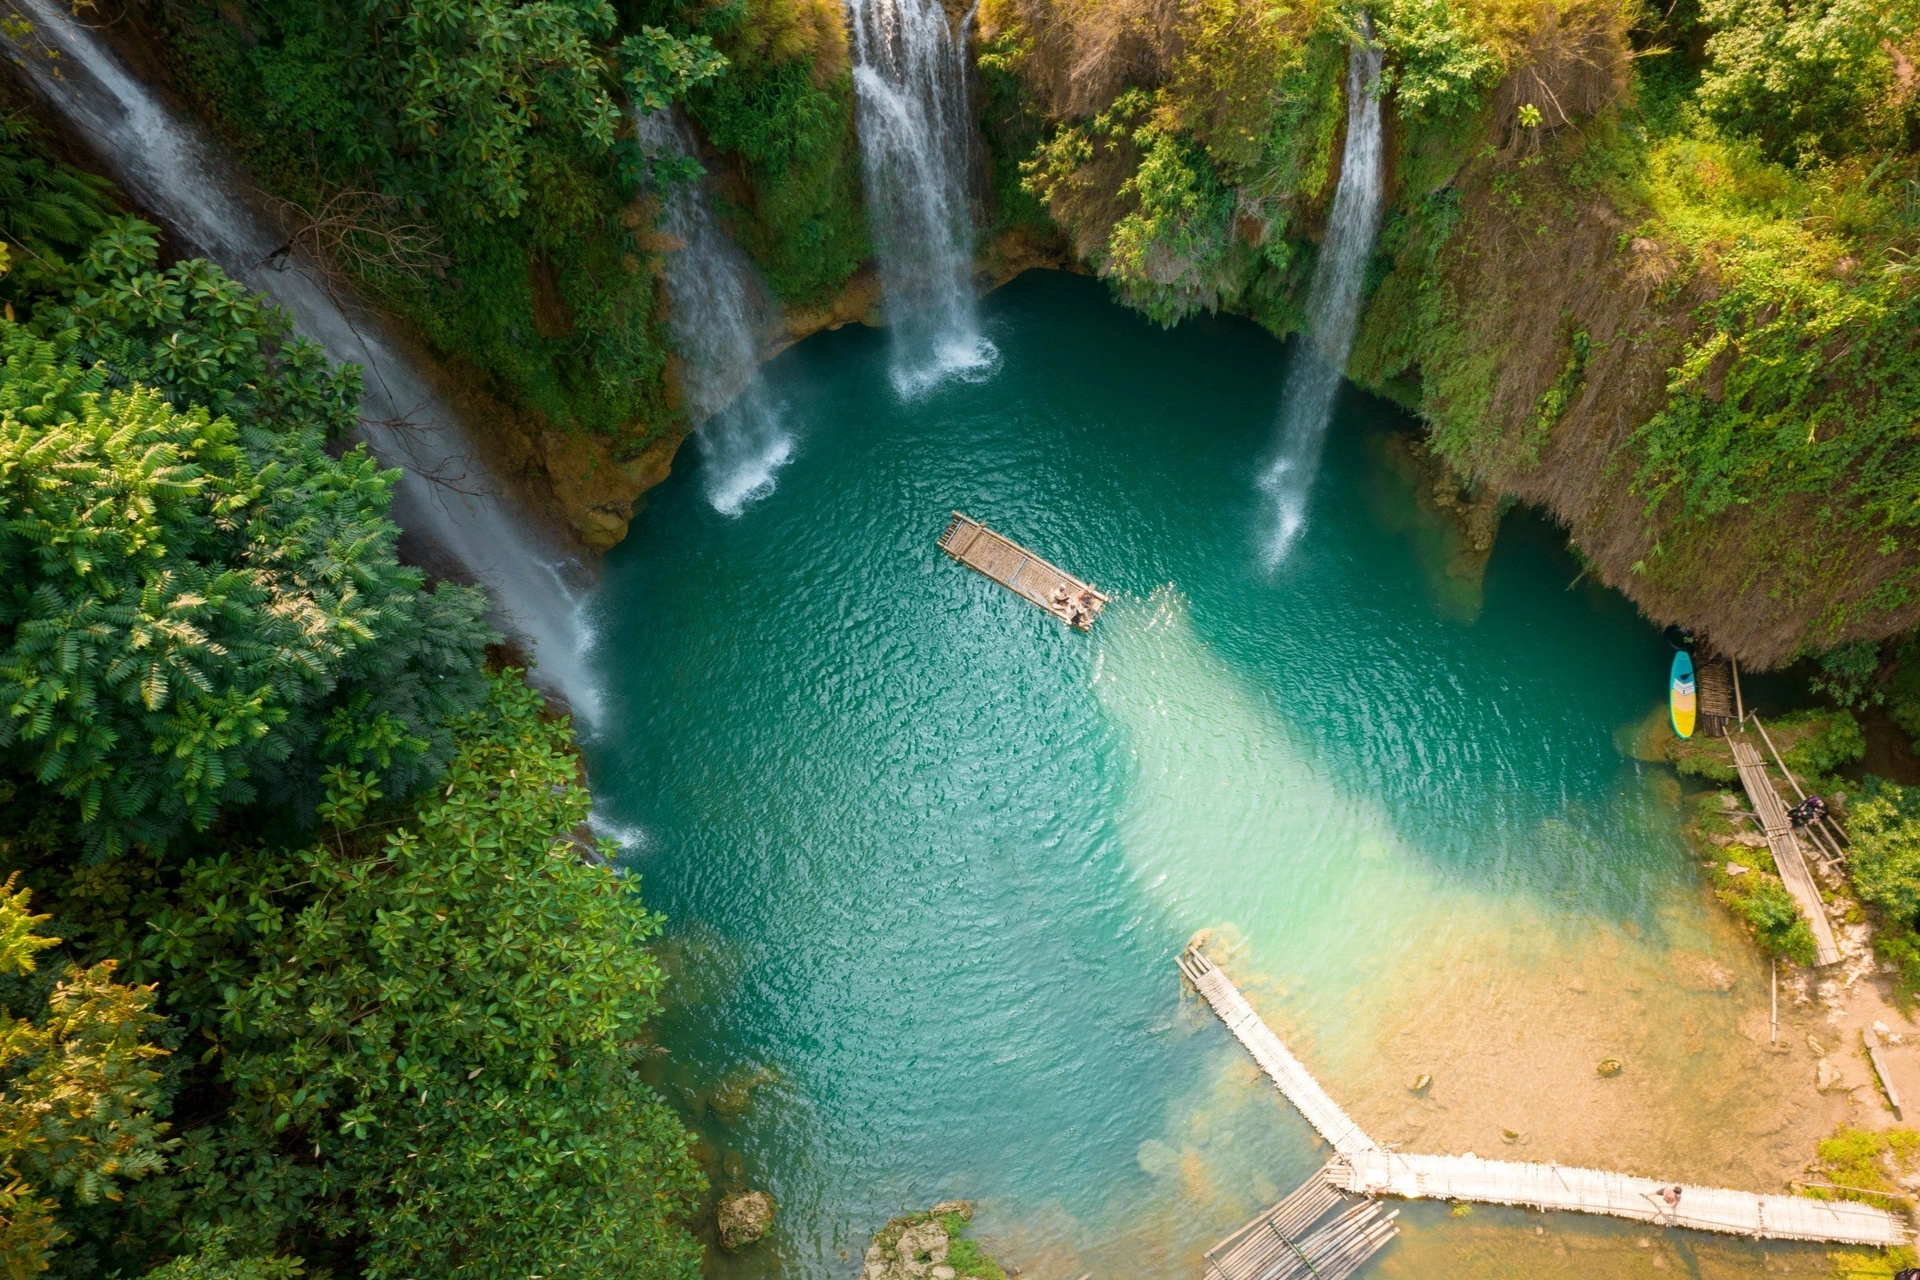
1259 30 1386 566
636 111 795 517
4 0 605 722
846 0 995 392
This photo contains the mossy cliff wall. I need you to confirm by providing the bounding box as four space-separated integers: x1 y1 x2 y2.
976 0 1920 668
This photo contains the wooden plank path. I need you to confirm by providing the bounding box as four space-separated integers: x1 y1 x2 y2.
1730 739 1841 965
1203 1164 1399 1280
1181 948 1909 1247
1178 948 1378 1156
938 512 1109 630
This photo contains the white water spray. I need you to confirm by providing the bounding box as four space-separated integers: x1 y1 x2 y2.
4 0 603 723
846 0 995 394
1259 28 1385 566
635 111 794 516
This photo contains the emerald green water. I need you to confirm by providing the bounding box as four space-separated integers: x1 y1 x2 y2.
586 273 1834 1278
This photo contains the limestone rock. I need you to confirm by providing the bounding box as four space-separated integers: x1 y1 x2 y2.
1816 1058 1843 1092
861 1201 999 1280
1724 861 1749 876
717 1190 776 1251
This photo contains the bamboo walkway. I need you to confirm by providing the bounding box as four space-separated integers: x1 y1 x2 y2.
938 512 1109 630
1203 1163 1399 1280
1332 1152 1907 1246
1180 948 1909 1247
1729 739 1841 966
1178 948 1378 1156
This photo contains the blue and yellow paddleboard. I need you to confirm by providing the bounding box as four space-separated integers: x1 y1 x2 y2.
1670 650 1697 739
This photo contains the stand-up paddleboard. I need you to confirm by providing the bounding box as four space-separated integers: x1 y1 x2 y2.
1670 650 1697 739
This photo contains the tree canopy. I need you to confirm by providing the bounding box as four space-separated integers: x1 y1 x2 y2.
0 108 702 1276
0 222 492 858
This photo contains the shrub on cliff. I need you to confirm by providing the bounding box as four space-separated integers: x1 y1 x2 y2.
1697 0 1919 164
670 0 871 302
1848 781 1920 922
0 109 118 314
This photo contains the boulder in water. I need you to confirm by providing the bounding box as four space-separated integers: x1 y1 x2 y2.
860 1201 1003 1280
717 1190 776 1251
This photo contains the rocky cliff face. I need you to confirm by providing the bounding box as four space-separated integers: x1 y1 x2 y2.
973 0 1920 667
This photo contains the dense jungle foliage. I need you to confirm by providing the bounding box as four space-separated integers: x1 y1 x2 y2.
0 103 701 1278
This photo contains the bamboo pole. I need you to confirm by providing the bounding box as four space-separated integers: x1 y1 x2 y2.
1771 960 1778 1045
1731 655 1746 726
1865 1028 1903 1119
1753 715 1809 801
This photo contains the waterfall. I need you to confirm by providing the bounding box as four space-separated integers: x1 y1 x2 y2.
4 0 603 724
847 0 995 394
1258 28 1386 566
634 111 794 516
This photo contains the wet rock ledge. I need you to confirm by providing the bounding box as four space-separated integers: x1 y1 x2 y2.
861 1201 1009 1280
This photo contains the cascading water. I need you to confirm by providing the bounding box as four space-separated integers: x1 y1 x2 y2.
1258 26 1385 566
846 0 995 393
4 0 603 723
634 110 794 516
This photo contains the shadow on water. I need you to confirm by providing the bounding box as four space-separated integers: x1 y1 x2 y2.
589 271 1852 1280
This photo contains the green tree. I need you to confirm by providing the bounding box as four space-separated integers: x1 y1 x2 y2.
136 1227 301 1280
1850 781 1920 924
0 235 492 856
0 113 117 314
133 675 702 1277
1698 0 1919 163
0 875 169 1274
1376 0 1502 123
251 1 623 220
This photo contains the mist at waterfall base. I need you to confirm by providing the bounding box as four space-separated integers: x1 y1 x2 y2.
847 0 997 394
1260 37 1386 567
637 112 796 516
4 1 604 721
588 272 1833 1280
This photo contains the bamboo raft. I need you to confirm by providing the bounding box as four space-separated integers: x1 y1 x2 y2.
1203 1163 1398 1280
1729 739 1841 966
938 512 1109 630
1695 659 1734 737
1180 948 1909 1247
